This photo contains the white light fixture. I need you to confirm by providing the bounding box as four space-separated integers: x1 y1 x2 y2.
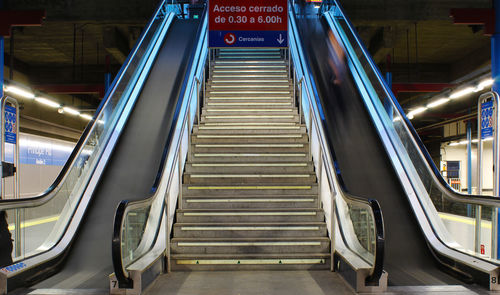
427 98 450 108
449 142 460 146
475 79 494 92
62 107 80 116
35 97 61 108
79 114 93 121
450 87 475 99
484 137 494 141
5 85 35 99
459 140 468 145
408 107 427 118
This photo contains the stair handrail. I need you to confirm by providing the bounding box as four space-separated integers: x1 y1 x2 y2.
111 9 208 289
288 2 384 283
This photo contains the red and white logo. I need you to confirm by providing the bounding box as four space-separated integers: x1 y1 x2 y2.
224 33 236 45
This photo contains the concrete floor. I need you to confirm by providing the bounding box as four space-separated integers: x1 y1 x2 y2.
143 271 495 295
144 271 354 295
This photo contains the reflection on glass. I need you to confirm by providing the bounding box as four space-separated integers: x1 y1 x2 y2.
1 7 171 264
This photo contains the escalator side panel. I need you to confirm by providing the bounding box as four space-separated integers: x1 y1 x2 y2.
296 17 461 286
31 19 200 289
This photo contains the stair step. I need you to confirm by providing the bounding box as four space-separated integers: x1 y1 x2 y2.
171 253 330 271
206 102 293 108
184 173 316 184
200 115 299 123
185 162 314 173
215 60 286 64
191 143 308 153
182 196 319 209
190 152 309 163
192 134 308 144
183 184 317 195
193 125 305 134
212 75 289 80
173 222 327 238
176 209 325 223
209 79 290 84
171 237 330 254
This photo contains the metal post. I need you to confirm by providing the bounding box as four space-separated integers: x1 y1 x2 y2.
166 194 171 273
318 149 322 209
477 92 500 257
467 118 472 217
298 77 303 125
195 77 201 125
2 97 21 257
178 151 183 210
331 190 336 272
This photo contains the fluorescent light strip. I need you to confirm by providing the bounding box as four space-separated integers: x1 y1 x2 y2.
427 98 450 108
5 85 35 99
35 97 61 108
62 107 80 115
405 78 493 119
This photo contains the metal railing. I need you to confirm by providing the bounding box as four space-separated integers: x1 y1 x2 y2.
289 2 385 283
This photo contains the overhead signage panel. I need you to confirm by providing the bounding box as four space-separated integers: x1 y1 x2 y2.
209 0 288 48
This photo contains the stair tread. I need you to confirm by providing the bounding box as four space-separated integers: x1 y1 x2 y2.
177 209 323 212
174 222 326 226
172 237 330 242
171 253 330 258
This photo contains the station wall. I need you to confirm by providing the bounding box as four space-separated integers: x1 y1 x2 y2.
2 133 75 199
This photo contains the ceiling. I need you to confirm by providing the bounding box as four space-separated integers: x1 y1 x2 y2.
2 0 494 147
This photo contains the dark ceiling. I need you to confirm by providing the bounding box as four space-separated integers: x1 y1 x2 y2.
2 0 494 146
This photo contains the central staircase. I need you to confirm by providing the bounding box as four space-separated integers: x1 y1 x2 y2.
170 48 331 270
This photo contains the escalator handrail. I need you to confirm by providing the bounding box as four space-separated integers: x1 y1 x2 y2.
289 2 384 283
329 1 500 208
112 9 208 288
0 1 174 210
325 1 500 279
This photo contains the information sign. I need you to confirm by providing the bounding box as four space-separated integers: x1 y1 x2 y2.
481 100 494 139
209 0 288 48
4 105 17 144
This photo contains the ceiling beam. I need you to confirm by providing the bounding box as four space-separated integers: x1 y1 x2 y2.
0 10 45 37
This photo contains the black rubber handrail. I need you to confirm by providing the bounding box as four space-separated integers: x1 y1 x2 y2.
111 7 207 289
289 1 385 284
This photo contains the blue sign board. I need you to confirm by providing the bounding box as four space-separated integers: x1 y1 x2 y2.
208 30 288 48
481 100 494 139
4 105 17 144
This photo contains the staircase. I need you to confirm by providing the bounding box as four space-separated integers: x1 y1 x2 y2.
170 48 331 270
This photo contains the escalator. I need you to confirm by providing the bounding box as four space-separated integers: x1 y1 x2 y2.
297 16 461 286
294 0 500 289
0 3 204 292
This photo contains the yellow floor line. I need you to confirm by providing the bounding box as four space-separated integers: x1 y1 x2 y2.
8 215 59 231
438 213 492 229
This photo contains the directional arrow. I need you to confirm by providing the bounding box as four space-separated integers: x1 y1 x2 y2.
277 34 285 45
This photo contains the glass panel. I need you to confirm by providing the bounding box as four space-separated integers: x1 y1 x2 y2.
122 206 151 267
336 195 376 266
1 5 172 263
327 4 500 262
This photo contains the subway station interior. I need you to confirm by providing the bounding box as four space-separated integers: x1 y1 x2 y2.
1 0 500 294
